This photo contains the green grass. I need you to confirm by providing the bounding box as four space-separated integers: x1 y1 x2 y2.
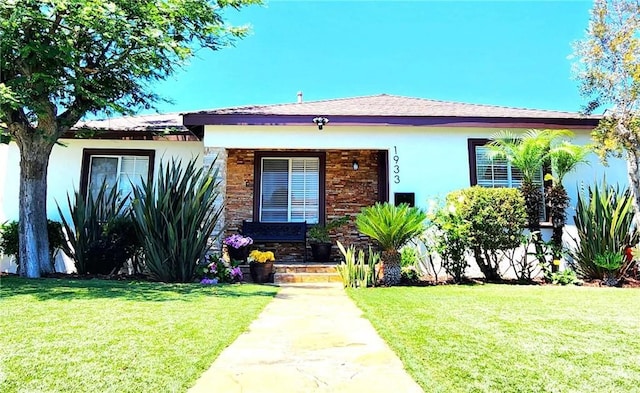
0 277 278 393
348 285 640 393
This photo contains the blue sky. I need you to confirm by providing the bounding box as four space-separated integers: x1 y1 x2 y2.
148 1 595 114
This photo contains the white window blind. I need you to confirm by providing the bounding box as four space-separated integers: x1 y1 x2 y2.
260 157 319 223
88 155 150 200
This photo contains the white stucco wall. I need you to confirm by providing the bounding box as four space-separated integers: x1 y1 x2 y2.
0 143 9 223
204 124 629 218
1 138 203 273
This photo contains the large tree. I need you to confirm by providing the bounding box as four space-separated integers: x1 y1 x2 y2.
0 0 259 278
574 0 640 230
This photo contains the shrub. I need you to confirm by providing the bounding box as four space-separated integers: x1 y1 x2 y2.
57 181 138 275
571 181 639 280
447 187 527 281
131 158 223 282
356 202 426 286
551 269 580 285
428 201 470 283
500 233 544 283
336 241 380 288
84 215 141 275
400 265 420 283
196 254 243 284
415 229 446 283
0 220 65 272
401 245 419 268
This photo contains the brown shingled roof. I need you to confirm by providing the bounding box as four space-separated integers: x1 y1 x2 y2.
189 94 593 119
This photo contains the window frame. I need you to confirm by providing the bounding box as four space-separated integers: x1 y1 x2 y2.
253 151 326 225
80 148 155 198
467 139 551 222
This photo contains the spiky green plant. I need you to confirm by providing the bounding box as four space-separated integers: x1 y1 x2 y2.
594 251 624 287
131 158 223 282
336 241 379 288
57 180 129 275
572 180 638 280
356 202 426 286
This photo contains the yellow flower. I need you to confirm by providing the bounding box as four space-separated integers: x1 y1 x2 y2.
249 250 275 263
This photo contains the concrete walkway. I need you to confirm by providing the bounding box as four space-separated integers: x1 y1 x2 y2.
188 283 424 393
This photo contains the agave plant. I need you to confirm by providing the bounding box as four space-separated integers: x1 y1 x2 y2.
571 180 639 280
131 157 223 282
57 180 130 275
356 202 426 286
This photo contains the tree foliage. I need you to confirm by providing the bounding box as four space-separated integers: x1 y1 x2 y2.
446 187 527 282
574 0 640 229
0 0 259 124
0 0 259 277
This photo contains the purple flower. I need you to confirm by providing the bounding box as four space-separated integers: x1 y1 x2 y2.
224 234 253 249
231 267 243 281
200 278 219 285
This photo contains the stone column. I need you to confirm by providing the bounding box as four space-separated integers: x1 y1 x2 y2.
204 147 227 251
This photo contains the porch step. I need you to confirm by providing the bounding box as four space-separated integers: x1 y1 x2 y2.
273 264 340 284
239 263 341 284
274 263 337 274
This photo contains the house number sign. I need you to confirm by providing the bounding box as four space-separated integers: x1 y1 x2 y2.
393 146 400 184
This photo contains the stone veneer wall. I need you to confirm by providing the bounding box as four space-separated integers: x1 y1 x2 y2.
224 149 382 262
203 147 227 251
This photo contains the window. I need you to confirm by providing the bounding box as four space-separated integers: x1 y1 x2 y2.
81 149 155 200
468 139 547 220
254 152 325 224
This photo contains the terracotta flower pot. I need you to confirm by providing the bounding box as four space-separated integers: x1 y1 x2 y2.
249 261 274 283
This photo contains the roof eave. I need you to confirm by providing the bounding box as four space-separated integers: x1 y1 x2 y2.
183 114 600 129
62 128 202 141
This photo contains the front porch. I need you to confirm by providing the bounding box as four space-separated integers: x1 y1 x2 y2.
211 148 388 262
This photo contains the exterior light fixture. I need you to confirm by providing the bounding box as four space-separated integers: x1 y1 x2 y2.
352 159 359 171
312 116 329 130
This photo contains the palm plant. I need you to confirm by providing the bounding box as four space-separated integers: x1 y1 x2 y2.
546 142 592 263
487 129 570 272
131 157 223 282
356 202 426 286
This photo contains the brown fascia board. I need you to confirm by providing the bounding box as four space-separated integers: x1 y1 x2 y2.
61 128 202 141
182 114 600 130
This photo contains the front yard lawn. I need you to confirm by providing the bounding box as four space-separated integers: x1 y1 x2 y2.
349 285 640 393
0 277 278 393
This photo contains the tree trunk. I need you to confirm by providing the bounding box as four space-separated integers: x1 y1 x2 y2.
547 184 570 273
381 250 401 286
626 148 640 231
17 138 54 277
521 183 548 274
473 247 500 282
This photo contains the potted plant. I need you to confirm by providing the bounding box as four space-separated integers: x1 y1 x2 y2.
307 216 350 262
224 234 253 262
248 250 275 283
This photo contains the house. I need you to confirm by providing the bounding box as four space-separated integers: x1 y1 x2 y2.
0 94 625 273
